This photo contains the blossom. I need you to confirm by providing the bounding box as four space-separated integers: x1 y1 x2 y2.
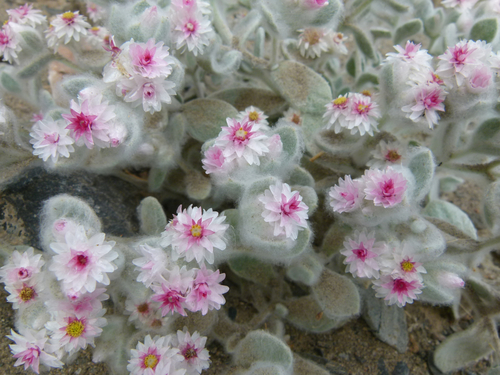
29 117 75 163
0 248 44 286
49 225 118 294
202 145 227 174
7 4 46 27
127 335 185 375
86 2 106 22
297 28 329 59
5 280 42 309
0 23 22 64
401 84 446 129
367 140 407 169
59 288 109 315
379 242 426 281
436 271 465 289
129 39 176 79
258 182 309 240
186 266 229 315
214 118 270 166
168 205 228 264
373 275 423 307
133 244 169 287
172 0 212 15
385 41 432 69
363 168 407 208
8 329 63 374
125 298 157 325
468 67 492 92
344 93 381 136
283 107 303 126
49 11 90 44
121 76 177 114
328 31 348 55
237 106 269 130
170 8 212 56
31 111 44 123
151 266 194 317
52 218 78 243
341 230 386 278
328 175 363 213
174 329 210 374
323 94 351 132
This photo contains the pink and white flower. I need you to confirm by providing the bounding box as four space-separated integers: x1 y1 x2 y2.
299 0 329 8
121 76 177 114
31 111 44 123
363 168 407 208
385 41 432 69
341 230 386 279
373 275 423 307
436 271 465 289
86 2 106 22
329 175 363 213
49 11 90 44
167 205 228 265
49 225 118 294
170 8 212 56
125 298 157 325
297 28 330 59
283 107 303 126
129 39 176 79
323 94 351 132
468 66 492 92
8 329 63 374
0 248 44 286
29 117 75 163
401 84 446 129
0 23 22 64
379 242 426 281
258 182 309 240
5 280 42 309
151 266 194 317
172 0 212 14
328 31 348 55
344 93 381 136
59 288 109 315
186 266 229 315
7 4 46 27
133 244 169 287
367 140 407 169
237 106 269 130
52 218 78 243
174 329 210 375
202 145 227 174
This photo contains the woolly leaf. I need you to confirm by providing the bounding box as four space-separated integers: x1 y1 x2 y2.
274 125 300 159
1 72 20 93
20 31 43 50
346 25 375 59
286 253 323 286
288 166 315 187
321 222 352 257
380 0 409 12
185 171 212 201
228 255 276 286
254 27 266 58
346 55 356 77
423 200 477 240
243 362 288 375
133 0 150 15
356 73 379 88
182 99 238 142
394 19 423 45
137 197 166 235
370 28 392 39
17 54 53 79
471 118 500 155
408 148 435 202
470 18 498 43
233 9 263 45
209 88 286 117
148 166 168 192
424 8 445 38
483 180 500 233
312 269 360 318
60 75 100 99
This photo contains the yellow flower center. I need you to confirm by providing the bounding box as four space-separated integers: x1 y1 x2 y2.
248 111 259 121
333 96 347 106
91 26 100 32
191 224 202 237
361 90 372 97
401 261 414 272
143 354 158 369
235 127 248 140
66 320 85 338
3 20 8 26
62 11 75 21
19 286 35 302
303 29 321 45
357 103 369 113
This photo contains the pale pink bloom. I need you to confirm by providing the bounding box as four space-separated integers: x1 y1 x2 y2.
151 266 194 317
86 2 106 22
367 140 407 169
344 93 381 136
44 25 59 52
127 334 185 375
31 111 44 123
379 242 426 281
49 225 118 294
214 118 270 166
62 91 116 148
323 94 351 132
172 0 212 14
5 280 42 309
468 67 492 91
107 122 128 147
441 0 478 9
186 266 229 315
373 275 423 307
7 4 46 27
237 106 269 130
328 31 348 55
8 329 63 374
29 117 75 163
169 205 228 264
133 244 169 287
259 182 309 240
84 26 109 49
174 329 210 374
385 41 432 69
0 23 22 64
401 84 446 128
121 76 177 114
283 107 303 126
264 133 283 160
125 298 157 325
0 248 44 286
171 8 212 56
297 28 330 59
49 11 90 44
341 230 386 279
52 218 78 243
102 35 121 59
363 168 407 208
202 145 227 174
60 288 109 315
436 271 465 289
45 308 106 354
328 175 363 213
129 39 176 79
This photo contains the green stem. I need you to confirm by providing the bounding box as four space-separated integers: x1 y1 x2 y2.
210 0 233 45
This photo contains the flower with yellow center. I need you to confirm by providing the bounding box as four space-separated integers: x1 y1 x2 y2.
235 127 248 140
19 286 35 302
248 111 259 122
333 96 347 106
143 354 158 369
62 11 75 22
66 319 85 338
401 260 415 273
190 224 202 237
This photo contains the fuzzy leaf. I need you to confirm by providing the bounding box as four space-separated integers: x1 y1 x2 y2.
380 0 409 12
17 54 53 79
228 255 276 286
346 55 356 77
356 73 379 88
288 166 315 187
423 200 477 240
133 0 150 15
1 72 20 93
209 88 286 117
286 253 323 286
60 75 100 99
424 8 445 38
394 19 423 45
471 118 500 155
20 31 43 50
483 180 500 233
346 25 375 59
274 125 300 159
137 197 166 235
439 176 464 193
470 18 498 43
408 148 435 202
147 166 168 192
370 28 392 39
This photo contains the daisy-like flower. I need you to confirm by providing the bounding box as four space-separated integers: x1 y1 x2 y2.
86 1 106 22
379 242 426 281
214 118 270 166
323 94 351 132
385 41 432 69
0 23 22 64
125 298 157 325
49 11 90 44
172 0 212 15
436 271 465 289
328 31 348 55
151 266 194 317
283 107 303 126
186 266 229 315
62 90 116 148
363 168 407 208
401 84 446 129
129 39 176 79
0 248 44 286
168 205 228 265
171 8 212 56
202 145 227 175
341 230 386 279
258 182 309 240
29 117 75 163
44 25 59 52
49 224 118 294
8 329 63 374
367 140 407 169
45 308 106 353
373 275 423 307
121 76 177 114
328 175 363 213
52 218 78 243
60 288 109 315
133 244 169 287
174 329 210 375
7 4 46 27
5 280 42 309
237 106 269 130
127 335 185 375
344 93 381 136
297 28 330 59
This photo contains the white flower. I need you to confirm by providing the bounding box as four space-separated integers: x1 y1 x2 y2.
385 41 432 70
344 93 381 136
328 175 363 213
401 84 446 129
237 106 269 130
170 7 213 56
372 275 423 307
323 94 351 132
367 140 407 169
49 11 90 44
379 242 426 281
174 329 210 374
0 23 22 64
7 4 46 27
297 28 330 59
132 244 169 287
121 76 177 114
0 248 45 287
29 117 75 163
341 230 386 279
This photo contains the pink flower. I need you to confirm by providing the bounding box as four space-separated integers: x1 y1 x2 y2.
31 111 44 123
345 93 381 136
385 41 432 68
121 76 177 114
49 11 90 44
167 205 228 265
127 335 184 375
5 281 41 309
170 7 212 56
436 271 465 289
8 329 63 374
52 218 78 242
0 23 22 64
151 266 194 317
186 265 229 315
132 244 169 287
103 35 121 58
29 116 75 163
258 182 309 240
373 275 423 307
7 4 46 27
202 145 226 174
323 94 351 132
174 329 210 374
379 242 426 281
0 248 44 286
86 2 105 22
59 288 109 315
401 84 446 128
129 39 175 79
363 168 407 208
341 230 386 278
301 0 329 8
329 175 363 213
468 67 492 91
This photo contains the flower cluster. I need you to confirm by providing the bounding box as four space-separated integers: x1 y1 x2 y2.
297 28 348 58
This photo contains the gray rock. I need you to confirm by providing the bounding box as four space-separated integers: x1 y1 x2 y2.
378 357 390 375
392 362 409 375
